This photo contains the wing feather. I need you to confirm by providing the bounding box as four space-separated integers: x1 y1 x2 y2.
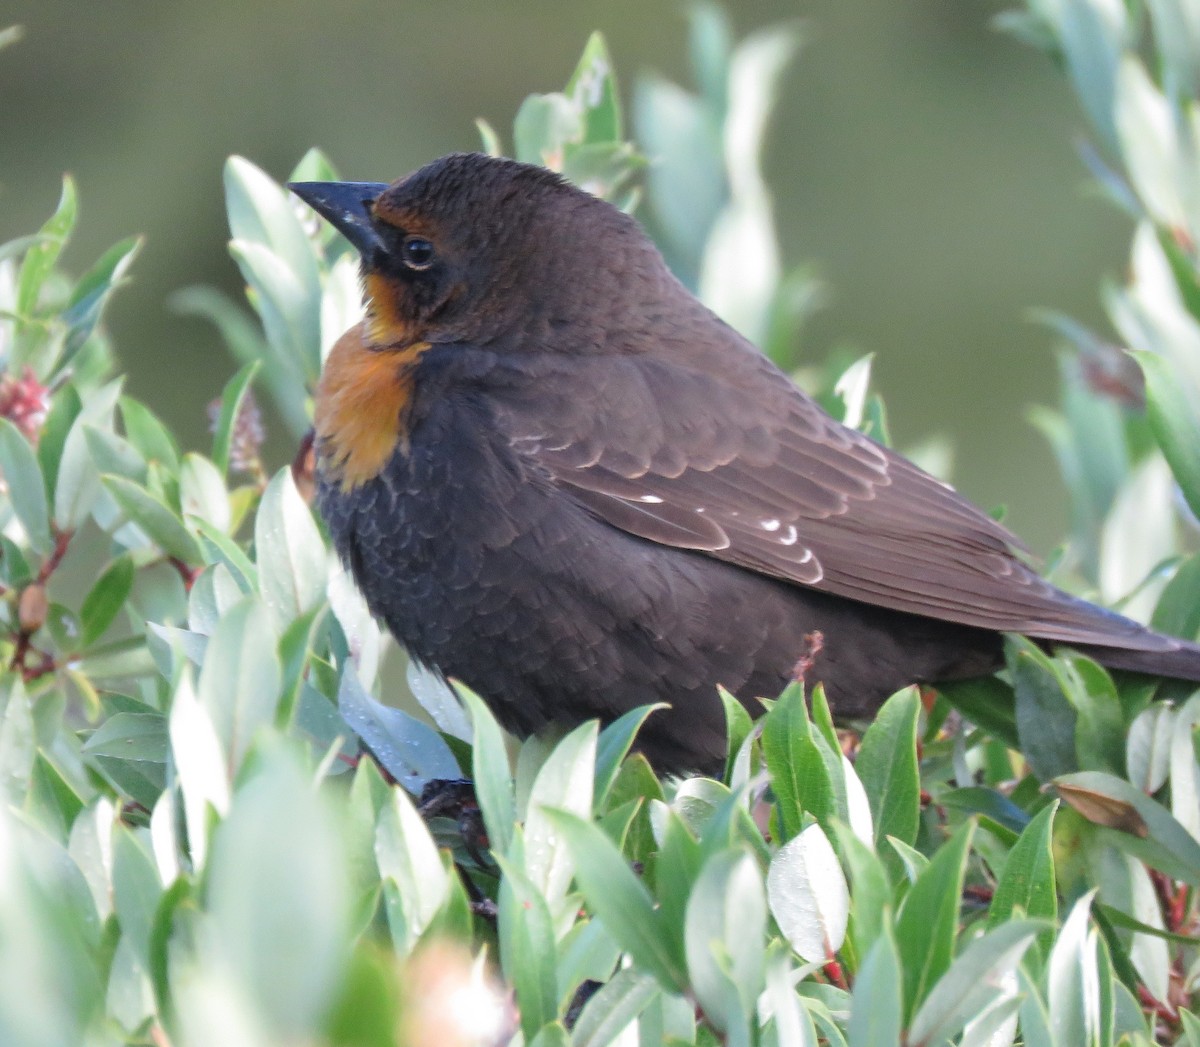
488 337 1122 640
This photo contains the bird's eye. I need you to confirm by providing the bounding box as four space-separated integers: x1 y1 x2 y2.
401 236 436 271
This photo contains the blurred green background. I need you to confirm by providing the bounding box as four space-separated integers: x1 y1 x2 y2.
1 0 1130 553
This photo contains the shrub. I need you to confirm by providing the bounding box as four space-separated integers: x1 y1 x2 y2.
0 6 1196 1046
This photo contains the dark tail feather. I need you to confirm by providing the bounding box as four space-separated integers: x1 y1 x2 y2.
1068 639 1200 682
1017 588 1200 683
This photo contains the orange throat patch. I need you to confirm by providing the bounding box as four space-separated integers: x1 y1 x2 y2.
314 325 431 491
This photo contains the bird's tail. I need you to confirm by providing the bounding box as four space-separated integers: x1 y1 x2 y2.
1067 638 1200 682
1022 588 1200 683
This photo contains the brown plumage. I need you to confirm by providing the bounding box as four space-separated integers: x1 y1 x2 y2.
291 153 1200 773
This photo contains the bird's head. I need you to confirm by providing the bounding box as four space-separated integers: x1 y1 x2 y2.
291 153 676 491
290 152 666 355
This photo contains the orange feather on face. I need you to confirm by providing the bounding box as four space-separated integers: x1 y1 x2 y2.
364 272 420 348
314 325 430 491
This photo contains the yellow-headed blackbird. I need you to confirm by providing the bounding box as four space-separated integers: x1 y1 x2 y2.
291 153 1200 772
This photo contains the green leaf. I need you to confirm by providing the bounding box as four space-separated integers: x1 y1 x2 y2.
887 836 929 882
907 919 1042 1047
684 848 766 1035
1148 0 1200 98
846 922 902 1047
196 596 282 772
207 743 351 1040
768 822 849 963
556 920 621 1014
830 822 890 966
939 786 1029 835
228 238 320 385
1056 769 1200 884
288 147 341 185
75 635 155 681
255 467 326 630
1009 637 1078 780
148 623 208 675
1181 1007 1200 1047
1152 552 1200 641
653 806 702 944
571 967 660 1047
560 142 645 204
374 785 449 950
1125 703 1173 793
226 155 319 276
1056 0 1127 148
543 809 685 992
1063 656 1125 775
118 397 180 474
336 666 460 794
514 93 584 167
111 824 162 967
277 606 324 719
565 32 622 143
168 671 228 872
82 712 167 809
988 801 1058 956
938 675 1019 749
187 562 244 635
0 417 52 556
179 453 230 533
762 682 833 839
0 679 35 804
496 848 559 1041
634 73 724 275
1137 350 1200 518
763 942 818 1047
322 947 400 1047
1099 898 1200 950
37 383 82 503
475 118 504 156
717 685 753 781
211 360 261 477
344 757 389 900
16 176 76 318
895 820 974 1020
191 514 258 590
856 686 920 852
594 703 667 809
690 781 767 868
404 660 470 740
1047 890 1104 1047
528 1023 570 1047
83 713 167 766
1170 692 1200 843
462 687 516 858
84 425 146 483
1016 967 1056 1047
102 474 202 564
225 155 322 378
57 236 142 373
67 797 117 923
525 721 597 911
1115 56 1185 228
146 875 191 1026
0 535 31 588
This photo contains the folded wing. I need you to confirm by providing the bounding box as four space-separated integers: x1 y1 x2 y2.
491 337 1167 652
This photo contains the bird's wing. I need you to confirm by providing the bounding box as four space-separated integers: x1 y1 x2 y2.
491 341 1120 644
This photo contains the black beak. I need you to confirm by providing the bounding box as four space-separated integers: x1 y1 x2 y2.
288 180 391 259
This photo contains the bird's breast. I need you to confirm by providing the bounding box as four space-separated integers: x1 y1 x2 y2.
313 325 432 492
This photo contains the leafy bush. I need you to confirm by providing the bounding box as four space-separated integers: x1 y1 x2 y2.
0 4 1198 1046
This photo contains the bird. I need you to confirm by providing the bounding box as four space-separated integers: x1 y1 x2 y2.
289 152 1200 773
